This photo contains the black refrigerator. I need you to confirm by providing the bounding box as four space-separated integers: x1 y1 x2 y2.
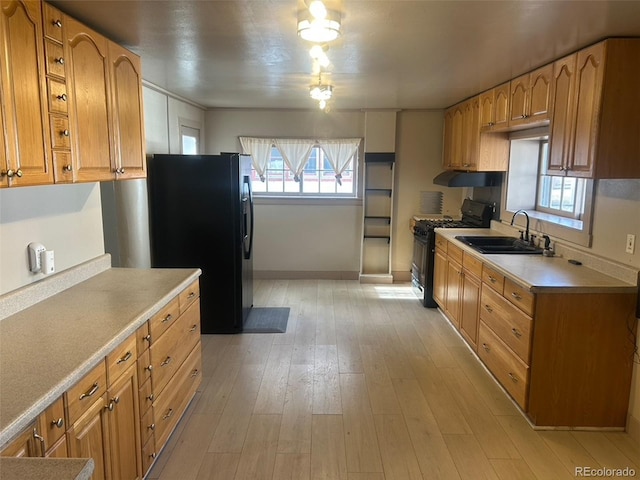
147 153 254 333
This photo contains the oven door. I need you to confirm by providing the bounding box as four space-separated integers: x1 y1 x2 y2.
411 234 429 297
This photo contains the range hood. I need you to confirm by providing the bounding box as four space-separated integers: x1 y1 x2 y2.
433 170 502 187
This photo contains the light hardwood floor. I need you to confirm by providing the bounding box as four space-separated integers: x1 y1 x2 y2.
147 279 639 480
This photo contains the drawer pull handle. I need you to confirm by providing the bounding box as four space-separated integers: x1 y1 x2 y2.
51 418 64 429
191 369 200 378
511 292 522 300
148 423 155 431
508 373 518 383
106 401 114 412
190 324 198 332
79 383 99 400
161 356 172 367
511 328 522 338
163 408 174 420
484 304 493 313
112 396 120 405
188 292 196 299
481 343 490 352
488 275 497 283
32 429 46 457
116 351 132 364
161 314 173 323
145 364 153 372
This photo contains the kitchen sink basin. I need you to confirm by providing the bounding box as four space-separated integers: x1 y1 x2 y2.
455 235 543 255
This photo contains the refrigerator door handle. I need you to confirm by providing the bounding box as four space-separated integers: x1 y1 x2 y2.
243 175 254 260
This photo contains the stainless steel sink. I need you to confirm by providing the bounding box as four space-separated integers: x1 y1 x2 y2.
455 235 543 255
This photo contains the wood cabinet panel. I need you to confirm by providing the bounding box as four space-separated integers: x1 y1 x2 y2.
481 265 504 294
44 39 65 78
42 1 63 42
65 361 107 426
478 322 529 410
106 332 137 386
64 14 114 182
67 393 109 480
0 0 52 187
479 286 533 363
149 297 180 341
49 115 70 149
503 278 535 316
444 258 462 327
433 248 447 308
0 423 36 457
108 41 145 179
37 396 65 451
459 271 480 349
179 279 200 314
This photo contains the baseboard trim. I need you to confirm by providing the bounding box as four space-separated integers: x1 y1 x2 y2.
627 413 640 443
254 270 359 280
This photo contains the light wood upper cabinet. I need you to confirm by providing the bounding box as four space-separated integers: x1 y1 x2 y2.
64 14 114 182
479 82 510 131
108 42 146 179
0 0 53 187
549 39 640 178
508 64 552 128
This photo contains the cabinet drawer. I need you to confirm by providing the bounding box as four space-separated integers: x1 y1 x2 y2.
482 265 505 293
141 435 156 475
37 396 66 449
47 79 68 114
140 404 155 447
42 2 64 42
150 300 200 396
106 332 137 385
52 150 73 183
44 40 66 79
49 115 70 149
139 376 154 416
462 252 482 278
137 348 153 387
136 321 151 355
478 322 529 410
447 242 463 264
435 234 447 252
179 280 200 314
65 361 107 426
153 343 201 450
149 297 180 341
480 287 533 363
504 278 535 316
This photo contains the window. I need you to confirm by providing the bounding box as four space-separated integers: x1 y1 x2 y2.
536 141 586 220
503 132 594 246
240 137 360 197
180 125 200 155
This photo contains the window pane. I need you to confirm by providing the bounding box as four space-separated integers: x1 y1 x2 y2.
284 170 299 193
561 177 576 212
549 176 563 209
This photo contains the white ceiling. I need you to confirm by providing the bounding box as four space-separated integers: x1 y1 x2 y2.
50 0 640 111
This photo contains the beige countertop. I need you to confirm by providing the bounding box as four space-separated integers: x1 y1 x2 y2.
0 458 94 480
435 228 638 294
0 266 201 449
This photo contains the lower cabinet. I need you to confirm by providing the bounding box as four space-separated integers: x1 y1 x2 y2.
433 233 637 428
67 393 109 480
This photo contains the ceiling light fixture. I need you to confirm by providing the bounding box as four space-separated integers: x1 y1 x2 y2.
309 82 333 101
297 1 341 43
309 45 330 68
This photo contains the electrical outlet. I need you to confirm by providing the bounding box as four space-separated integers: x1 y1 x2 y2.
626 234 636 254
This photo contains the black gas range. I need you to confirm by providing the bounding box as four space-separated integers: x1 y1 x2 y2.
412 199 494 307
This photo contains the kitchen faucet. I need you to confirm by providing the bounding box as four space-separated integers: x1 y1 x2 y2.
510 209 530 243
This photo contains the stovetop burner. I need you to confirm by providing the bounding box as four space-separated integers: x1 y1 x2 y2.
413 218 474 235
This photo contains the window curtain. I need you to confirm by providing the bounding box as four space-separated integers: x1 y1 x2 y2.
273 138 315 182
318 138 361 185
239 136 273 181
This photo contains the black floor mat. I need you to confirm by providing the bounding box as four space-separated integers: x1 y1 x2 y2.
243 307 290 333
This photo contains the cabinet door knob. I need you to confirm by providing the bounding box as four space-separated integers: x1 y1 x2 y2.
62 129 70 137
1 169 22 178
51 418 64 429
53 19 62 28
55 57 65 65
57 93 67 101
148 423 155 431
114 167 126 174
63 164 73 172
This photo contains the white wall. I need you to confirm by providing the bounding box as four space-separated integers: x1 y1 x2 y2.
0 183 104 294
205 109 367 277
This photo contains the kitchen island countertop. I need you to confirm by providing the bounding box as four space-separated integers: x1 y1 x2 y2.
435 228 638 294
0 265 201 450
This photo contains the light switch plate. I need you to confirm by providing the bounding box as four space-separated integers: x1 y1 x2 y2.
626 234 635 254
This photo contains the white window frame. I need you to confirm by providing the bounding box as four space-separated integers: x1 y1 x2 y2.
180 125 200 155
